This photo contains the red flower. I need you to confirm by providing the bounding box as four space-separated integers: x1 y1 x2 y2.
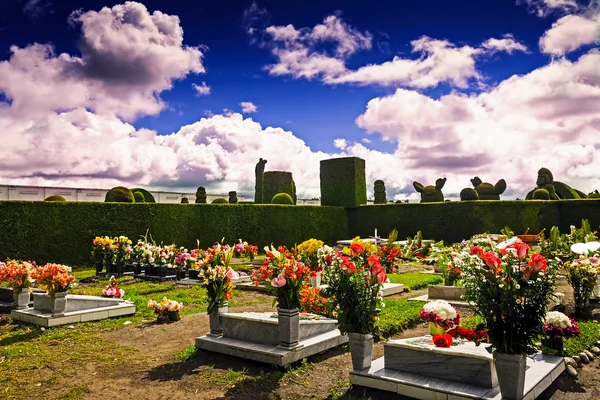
510 242 529 259
482 252 502 272
529 254 547 272
367 254 380 267
470 246 484 258
350 243 364 257
432 334 453 348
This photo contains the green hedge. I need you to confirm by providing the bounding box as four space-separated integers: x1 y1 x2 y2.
320 157 367 208
263 172 295 205
347 199 600 243
0 202 348 266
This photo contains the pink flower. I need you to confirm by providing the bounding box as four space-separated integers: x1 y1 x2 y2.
367 255 380 267
508 242 529 259
271 274 287 287
226 268 239 280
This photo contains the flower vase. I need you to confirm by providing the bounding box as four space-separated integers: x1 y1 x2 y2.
95 261 104 275
429 322 446 336
278 307 300 348
309 271 322 288
593 276 600 299
348 332 374 370
209 302 228 335
13 289 30 309
50 292 68 316
168 310 181 322
157 311 170 324
494 353 526 400
189 269 200 280
541 335 564 357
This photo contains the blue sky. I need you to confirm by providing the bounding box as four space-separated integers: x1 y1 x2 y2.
0 0 599 199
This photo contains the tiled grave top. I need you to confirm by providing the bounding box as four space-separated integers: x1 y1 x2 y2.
223 312 337 325
386 336 492 361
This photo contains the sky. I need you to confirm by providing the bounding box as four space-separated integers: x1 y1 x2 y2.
0 0 599 201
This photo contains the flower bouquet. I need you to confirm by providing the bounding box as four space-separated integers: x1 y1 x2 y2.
102 276 125 298
0 260 35 308
148 297 183 323
565 255 599 315
198 243 235 314
419 300 461 335
233 240 258 261
297 238 324 286
32 263 76 296
541 311 581 356
252 245 312 310
462 239 556 400
92 236 113 273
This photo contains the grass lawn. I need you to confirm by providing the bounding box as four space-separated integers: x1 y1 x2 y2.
388 272 443 290
377 298 425 337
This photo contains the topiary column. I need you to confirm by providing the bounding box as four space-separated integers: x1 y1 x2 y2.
263 171 296 205
320 157 367 208
254 158 267 204
195 186 207 203
228 191 238 204
374 180 386 204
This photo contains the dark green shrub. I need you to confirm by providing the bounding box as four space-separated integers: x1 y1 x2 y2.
271 193 294 205
374 180 386 204
0 202 349 266
413 178 446 203
212 198 228 204
533 188 551 200
228 191 238 204
181 197 189 204
588 190 600 199
320 157 367 208
263 171 295 205
44 195 66 202
133 192 145 203
470 177 506 200
195 186 207 203
130 188 155 203
526 167 584 200
460 188 479 201
105 187 134 203
254 158 267 204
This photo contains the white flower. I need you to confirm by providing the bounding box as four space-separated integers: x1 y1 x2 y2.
422 300 457 320
545 311 571 328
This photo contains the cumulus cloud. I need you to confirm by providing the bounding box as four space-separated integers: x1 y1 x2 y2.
240 101 258 113
193 82 211 95
333 138 348 150
0 2 204 121
260 15 527 89
481 34 529 54
539 12 600 55
356 50 600 198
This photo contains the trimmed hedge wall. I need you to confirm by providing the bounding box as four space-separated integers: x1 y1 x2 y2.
263 172 295 205
0 202 348 266
320 157 367 208
347 199 600 244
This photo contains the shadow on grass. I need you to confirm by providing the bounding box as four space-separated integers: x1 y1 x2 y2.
538 374 586 399
0 325 44 346
144 345 347 398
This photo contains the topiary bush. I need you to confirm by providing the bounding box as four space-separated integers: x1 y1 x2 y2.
105 187 134 203
212 198 229 204
460 188 479 201
229 191 238 204
133 191 145 203
263 171 296 205
470 177 506 200
320 157 367 208
413 178 446 203
44 195 66 202
533 188 551 200
588 190 600 199
271 193 294 205
195 186 207 203
181 197 189 204
374 180 386 204
130 188 155 203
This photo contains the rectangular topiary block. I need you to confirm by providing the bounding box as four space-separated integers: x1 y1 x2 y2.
320 157 367 208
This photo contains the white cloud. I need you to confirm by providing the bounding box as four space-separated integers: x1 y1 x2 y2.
539 12 600 55
520 0 580 17
356 50 600 198
261 15 527 89
0 2 204 121
361 138 372 144
240 101 258 113
193 82 211 95
481 34 529 54
333 138 348 149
